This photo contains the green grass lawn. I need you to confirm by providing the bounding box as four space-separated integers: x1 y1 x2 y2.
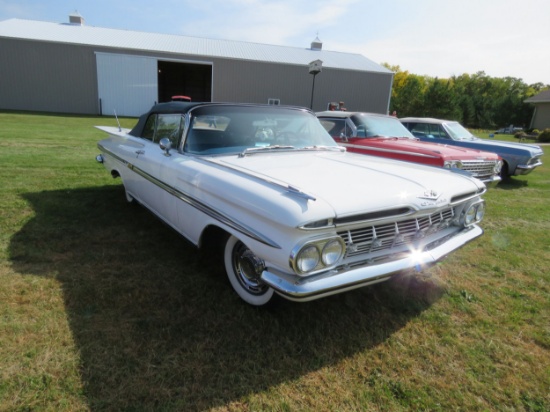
1 111 548 411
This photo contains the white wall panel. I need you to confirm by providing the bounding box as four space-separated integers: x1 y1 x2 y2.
96 52 157 117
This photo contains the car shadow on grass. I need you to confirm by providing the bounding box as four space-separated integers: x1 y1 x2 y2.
496 177 529 190
10 185 446 411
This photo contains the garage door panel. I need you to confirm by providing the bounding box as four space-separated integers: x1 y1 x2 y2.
96 53 157 117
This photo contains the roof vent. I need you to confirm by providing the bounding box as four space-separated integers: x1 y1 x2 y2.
69 11 85 26
310 36 323 51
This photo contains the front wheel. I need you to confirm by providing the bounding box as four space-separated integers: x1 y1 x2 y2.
500 162 510 180
223 235 274 306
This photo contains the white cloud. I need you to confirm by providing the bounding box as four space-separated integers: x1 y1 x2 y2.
177 0 359 45
1 0 548 84
316 0 550 84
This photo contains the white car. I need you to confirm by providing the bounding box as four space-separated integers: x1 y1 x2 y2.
96 102 487 306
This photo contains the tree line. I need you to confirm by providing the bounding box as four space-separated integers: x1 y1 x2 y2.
384 64 549 130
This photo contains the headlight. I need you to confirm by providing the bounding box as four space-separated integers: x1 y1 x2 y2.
475 202 486 221
528 156 541 165
494 160 503 174
296 245 320 273
292 237 346 275
464 206 477 225
444 160 464 169
463 201 485 226
322 239 344 266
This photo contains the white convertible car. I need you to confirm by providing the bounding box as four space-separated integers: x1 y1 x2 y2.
96 102 487 306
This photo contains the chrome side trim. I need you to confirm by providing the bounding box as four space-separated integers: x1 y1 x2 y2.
97 144 281 249
340 143 440 159
97 142 130 167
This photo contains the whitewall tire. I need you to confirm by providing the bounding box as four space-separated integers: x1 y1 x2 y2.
223 235 274 306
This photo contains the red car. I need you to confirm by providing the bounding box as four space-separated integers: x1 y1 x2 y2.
317 111 502 187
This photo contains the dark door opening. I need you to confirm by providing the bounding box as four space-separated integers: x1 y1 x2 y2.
158 61 212 103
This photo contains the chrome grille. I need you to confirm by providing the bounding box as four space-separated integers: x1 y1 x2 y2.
462 160 497 179
339 207 455 258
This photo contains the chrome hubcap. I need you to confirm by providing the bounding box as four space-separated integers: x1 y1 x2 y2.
232 242 268 295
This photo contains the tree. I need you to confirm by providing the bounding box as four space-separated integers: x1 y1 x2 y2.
382 64 425 117
385 64 549 129
422 78 460 120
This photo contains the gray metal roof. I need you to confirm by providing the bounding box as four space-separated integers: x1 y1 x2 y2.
524 89 550 104
0 18 392 75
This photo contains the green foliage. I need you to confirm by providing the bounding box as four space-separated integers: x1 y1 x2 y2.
384 64 549 129
537 128 550 142
423 78 462 119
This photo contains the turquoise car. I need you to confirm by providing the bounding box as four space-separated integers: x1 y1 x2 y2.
400 117 543 178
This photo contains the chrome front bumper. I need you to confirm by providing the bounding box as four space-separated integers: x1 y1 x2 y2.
261 225 483 302
515 159 543 175
481 175 501 188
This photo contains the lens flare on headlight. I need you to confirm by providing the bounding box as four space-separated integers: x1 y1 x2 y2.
475 202 486 221
465 205 477 225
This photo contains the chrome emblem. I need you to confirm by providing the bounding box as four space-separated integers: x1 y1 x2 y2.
418 189 440 200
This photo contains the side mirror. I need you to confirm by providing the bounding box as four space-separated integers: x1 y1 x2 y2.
339 132 348 142
159 138 172 156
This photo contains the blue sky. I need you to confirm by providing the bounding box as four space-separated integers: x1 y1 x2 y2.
1 0 549 85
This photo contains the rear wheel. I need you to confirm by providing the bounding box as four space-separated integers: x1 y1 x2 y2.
223 235 274 306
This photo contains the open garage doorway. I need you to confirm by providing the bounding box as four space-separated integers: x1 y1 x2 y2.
158 61 212 103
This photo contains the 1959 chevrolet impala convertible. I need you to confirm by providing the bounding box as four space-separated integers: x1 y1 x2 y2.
96 102 487 306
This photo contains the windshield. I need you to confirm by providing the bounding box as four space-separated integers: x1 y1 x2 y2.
184 105 337 155
445 122 477 140
351 114 415 139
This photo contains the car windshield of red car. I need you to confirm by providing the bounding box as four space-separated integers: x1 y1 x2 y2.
352 114 416 139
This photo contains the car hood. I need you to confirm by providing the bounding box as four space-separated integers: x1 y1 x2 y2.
462 137 542 154
362 137 499 160
210 151 485 219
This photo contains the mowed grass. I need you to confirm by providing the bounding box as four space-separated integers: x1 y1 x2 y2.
0 111 548 411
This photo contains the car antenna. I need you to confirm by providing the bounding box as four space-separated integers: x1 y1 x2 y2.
114 110 122 132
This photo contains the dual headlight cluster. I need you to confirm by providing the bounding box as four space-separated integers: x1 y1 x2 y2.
291 237 346 275
444 160 463 169
463 200 486 226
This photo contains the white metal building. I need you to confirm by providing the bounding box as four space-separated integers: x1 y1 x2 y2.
0 15 394 116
